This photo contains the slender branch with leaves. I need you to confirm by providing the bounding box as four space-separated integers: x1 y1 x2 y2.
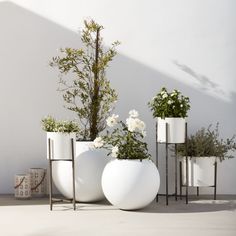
50 19 120 140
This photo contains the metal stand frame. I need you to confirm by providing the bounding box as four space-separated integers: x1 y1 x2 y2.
156 122 188 205
48 138 76 210
180 158 217 200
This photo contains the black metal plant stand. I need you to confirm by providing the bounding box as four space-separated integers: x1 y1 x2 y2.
179 158 217 200
156 122 188 205
48 138 76 210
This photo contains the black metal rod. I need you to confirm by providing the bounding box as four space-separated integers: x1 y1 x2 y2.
185 122 188 204
155 122 159 202
166 122 169 205
175 144 178 201
50 159 74 162
197 187 199 196
71 139 76 210
214 161 217 200
186 156 188 204
48 138 53 211
179 161 182 200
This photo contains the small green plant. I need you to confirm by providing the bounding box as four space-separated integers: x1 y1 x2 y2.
41 116 80 133
177 123 236 161
50 19 120 141
148 87 190 119
93 110 150 160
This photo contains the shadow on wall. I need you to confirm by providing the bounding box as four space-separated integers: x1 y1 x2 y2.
173 60 226 96
0 2 235 194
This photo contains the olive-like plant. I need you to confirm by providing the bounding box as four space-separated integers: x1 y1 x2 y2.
50 19 120 140
177 123 236 161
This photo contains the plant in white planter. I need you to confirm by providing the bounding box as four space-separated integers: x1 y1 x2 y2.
148 87 190 143
48 19 120 202
94 110 160 210
42 116 79 160
50 19 119 141
177 123 236 186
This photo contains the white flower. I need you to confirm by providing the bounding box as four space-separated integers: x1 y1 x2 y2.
142 130 147 137
126 117 146 133
162 93 168 99
111 146 119 158
93 137 104 148
129 109 139 118
167 100 173 105
180 104 183 107
106 114 119 127
126 117 137 132
136 119 146 132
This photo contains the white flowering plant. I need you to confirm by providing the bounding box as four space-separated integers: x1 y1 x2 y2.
41 116 80 133
148 87 190 119
93 110 150 160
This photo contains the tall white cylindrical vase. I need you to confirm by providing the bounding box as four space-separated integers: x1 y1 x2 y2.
182 157 216 186
157 117 186 143
46 132 76 160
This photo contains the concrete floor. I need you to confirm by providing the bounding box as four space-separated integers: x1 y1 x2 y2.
0 195 236 236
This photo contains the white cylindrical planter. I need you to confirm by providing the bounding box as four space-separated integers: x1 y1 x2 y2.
182 157 216 186
102 159 160 210
52 141 109 202
14 174 31 199
29 168 47 197
157 117 186 143
47 132 76 159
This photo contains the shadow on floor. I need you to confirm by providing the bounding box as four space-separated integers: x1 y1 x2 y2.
138 195 236 214
1 195 236 214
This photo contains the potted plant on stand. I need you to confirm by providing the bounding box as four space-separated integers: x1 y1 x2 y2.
177 123 236 193
94 110 160 210
148 87 190 143
42 116 80 160
49 19 120 202
41 116 79 202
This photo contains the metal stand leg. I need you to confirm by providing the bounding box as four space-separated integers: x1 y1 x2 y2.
166 123 169 205
186 156 188 204
71 139 76 210
48 138 53 211
185 123 188 204
179 161 182 200
155 122 159 202
175 144 178 201
214 161 217 200
197 187 199 196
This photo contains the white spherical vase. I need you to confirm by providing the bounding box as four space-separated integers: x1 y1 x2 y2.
102 159 160 210
52 141 109 202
